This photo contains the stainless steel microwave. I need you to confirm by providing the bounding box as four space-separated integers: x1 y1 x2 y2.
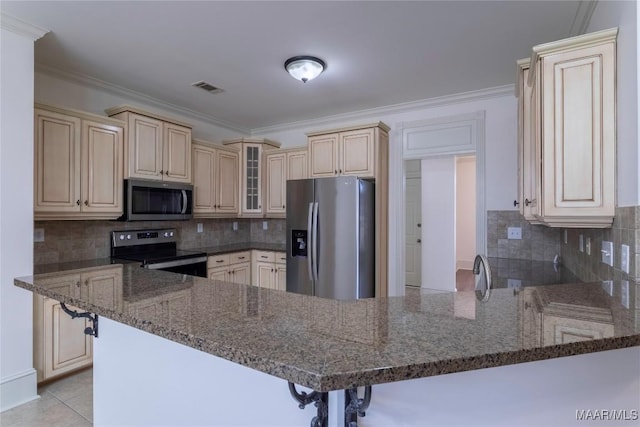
120 179 193 221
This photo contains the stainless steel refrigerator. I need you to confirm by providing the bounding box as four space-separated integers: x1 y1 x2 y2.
286 176 374 300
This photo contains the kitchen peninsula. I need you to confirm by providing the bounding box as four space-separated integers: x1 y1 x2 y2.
15 264 640 426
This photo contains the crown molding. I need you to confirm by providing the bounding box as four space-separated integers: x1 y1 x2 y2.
0 13 48 40
35 63 251 134
251 85 514 135
568 0 598 37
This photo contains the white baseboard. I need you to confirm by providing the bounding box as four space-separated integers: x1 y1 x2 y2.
456 259 474 270
0 369 38 412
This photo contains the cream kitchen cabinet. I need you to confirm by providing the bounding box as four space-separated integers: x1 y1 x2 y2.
517 28 617 228
192 141 239 217
207 251 251 285
307 122 390 297
223 138 281 217
264 148 308 216
308 127 378 178
33 265 123 382
251 250 286 291
34 104 124 220
106 106 192 183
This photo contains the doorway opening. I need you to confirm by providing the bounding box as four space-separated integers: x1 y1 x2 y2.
404 155 476 291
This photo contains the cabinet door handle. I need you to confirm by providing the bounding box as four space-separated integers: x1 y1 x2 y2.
76 200 80 206
84 279 89 285
216 260 224 263
84 200 88 206
282 205 285 209
261 256 268 259
76 281 81 287
271 268 274 272
524 198 536 207
339 169 342 174
239 256 245 260
159 170 164 175
417 239 421 243
334 170 337 175
165 171 169 176
513 200 520 207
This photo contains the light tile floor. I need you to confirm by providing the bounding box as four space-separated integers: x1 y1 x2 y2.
1 368 93 427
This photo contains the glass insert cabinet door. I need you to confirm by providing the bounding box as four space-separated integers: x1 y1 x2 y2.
244 145 262 213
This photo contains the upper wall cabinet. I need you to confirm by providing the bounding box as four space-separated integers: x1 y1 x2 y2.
106 106 192 184
192 140 240 217
308 126 381 178
34 104 124 220
264 147 308 217
223 138 280 217
517 28 617 228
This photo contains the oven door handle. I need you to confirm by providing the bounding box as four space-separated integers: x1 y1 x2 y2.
181 190 188 214
144 256 207 270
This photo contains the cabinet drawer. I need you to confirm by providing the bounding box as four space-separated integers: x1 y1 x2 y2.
275 252 287 264
207 254 230 268
253 250 275 263
230 251 251 264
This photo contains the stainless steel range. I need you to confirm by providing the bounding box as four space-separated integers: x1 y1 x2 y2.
111 228 207 277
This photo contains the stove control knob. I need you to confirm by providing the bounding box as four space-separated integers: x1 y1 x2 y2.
164 232 169 238
169 231 174 237
126 234 132 240
119 235 125 241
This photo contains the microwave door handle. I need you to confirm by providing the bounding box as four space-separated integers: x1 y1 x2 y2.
181 190 188 214
307 202 314 285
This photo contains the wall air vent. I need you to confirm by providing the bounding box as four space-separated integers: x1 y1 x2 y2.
192 81 223 93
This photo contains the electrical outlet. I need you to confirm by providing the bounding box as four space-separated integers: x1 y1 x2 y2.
263 221 268 230
507 227 522 240
232 221 238 231
197 223 203 233
579 234 584 252
34 228 44 242
621 244 630 274
586 237 591 255
601 241 613 266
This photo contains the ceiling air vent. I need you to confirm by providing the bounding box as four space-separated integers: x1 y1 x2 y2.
192 81 223 93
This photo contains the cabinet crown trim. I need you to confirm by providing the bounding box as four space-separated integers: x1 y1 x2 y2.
306 121 390 137
222 137 281 149
35 103 125 128
105 105 193 129
527 27 617 87
193 139 241 153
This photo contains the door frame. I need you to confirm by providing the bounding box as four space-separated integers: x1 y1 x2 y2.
389 111 486 296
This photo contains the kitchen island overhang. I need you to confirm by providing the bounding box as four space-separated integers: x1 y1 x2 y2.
14 262 640 426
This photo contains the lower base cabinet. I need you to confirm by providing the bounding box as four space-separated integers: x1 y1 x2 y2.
251 251 286 291
33 265 123 382
207 251 251 285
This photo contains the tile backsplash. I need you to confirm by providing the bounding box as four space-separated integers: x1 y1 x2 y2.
487 210 561 262
34 218 286 265
561 206 639 282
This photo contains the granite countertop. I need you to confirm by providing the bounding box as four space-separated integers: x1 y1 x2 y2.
183 242 286 255
15 263 640 392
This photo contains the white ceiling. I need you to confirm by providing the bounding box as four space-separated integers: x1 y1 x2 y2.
1 1 595 132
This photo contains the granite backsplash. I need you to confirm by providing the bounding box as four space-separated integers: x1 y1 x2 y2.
34 218 286 265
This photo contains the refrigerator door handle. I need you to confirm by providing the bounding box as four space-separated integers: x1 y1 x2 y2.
312 202 319 283
307 202 314 284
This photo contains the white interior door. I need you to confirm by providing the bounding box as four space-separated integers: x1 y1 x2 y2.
405 177 422 286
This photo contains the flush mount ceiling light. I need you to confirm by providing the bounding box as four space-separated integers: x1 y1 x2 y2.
284 56 326 83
